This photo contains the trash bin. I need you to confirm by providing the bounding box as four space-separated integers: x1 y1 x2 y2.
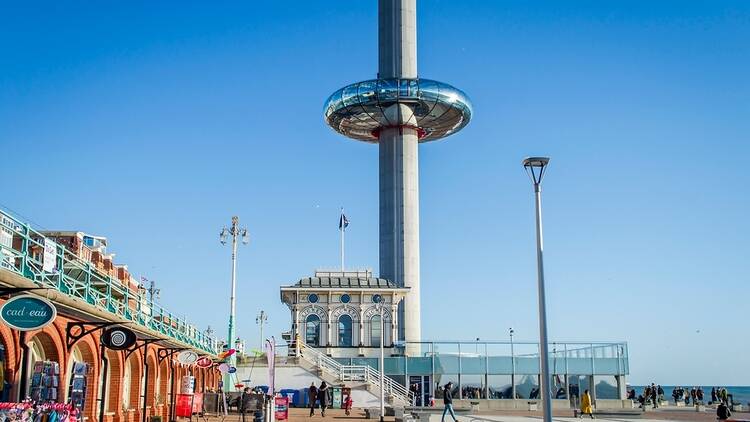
332 387 342 409
279 389 298 407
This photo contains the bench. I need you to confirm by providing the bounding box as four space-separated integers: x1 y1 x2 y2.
574 409 643 419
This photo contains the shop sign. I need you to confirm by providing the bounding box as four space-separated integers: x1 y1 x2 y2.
43 238 57 273
101 326 137 350
1 295 57 331
196 356 213 368
177 350 198 365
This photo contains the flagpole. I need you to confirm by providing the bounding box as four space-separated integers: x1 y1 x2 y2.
340 208 345 272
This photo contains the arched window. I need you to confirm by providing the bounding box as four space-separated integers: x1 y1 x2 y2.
305 315 321 345
338 315 353 347
370 315 382 347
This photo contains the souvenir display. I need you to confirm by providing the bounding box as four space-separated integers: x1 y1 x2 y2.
67 362 88 411
30 361 60 403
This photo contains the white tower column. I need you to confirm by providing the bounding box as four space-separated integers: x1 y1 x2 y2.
378 0 421 355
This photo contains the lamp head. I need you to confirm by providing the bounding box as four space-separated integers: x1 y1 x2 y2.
241 229 249 245
220 227 228 245
522 156 550 185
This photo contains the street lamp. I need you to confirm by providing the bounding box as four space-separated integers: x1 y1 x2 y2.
138 277 160 318
523 156 552 422
219 216 249 391
509 328 516 402
256 310 268 348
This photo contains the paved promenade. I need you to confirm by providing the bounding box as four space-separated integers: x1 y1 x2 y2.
279 407 750 422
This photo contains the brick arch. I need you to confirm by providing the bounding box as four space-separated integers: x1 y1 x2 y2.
27 326 63 364
26 328 65 401
105 348 123 413
124 349 143 410
67 335 99 419
158 356 169 406
145 352 158 408
0 324 17 398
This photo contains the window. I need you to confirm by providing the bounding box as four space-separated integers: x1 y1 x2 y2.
372 294 382 303
305 315 321 345
308 294 319 303
338 315 353 347
340 294 350 304
370 315 382 347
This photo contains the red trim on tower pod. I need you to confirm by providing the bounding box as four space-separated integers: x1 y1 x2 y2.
371 126 426 140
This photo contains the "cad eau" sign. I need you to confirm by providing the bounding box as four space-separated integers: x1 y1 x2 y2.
1 295 57 331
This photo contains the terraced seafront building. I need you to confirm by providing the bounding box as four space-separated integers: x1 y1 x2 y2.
0 208 220 422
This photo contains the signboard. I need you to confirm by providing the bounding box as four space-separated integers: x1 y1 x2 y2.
177 350 198 365
101 327 137 350
275 396 289 420
266 338 275 395
1 295 57 331
196 356 213 368
43 238 57 273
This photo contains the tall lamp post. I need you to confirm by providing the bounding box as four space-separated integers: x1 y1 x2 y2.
256 310 268 348
510 328 516 403
523 156 552 422
220 216 249 391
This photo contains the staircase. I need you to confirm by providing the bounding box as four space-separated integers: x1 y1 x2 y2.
297 342 413 406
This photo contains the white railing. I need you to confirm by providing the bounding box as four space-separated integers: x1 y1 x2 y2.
298 342 412 405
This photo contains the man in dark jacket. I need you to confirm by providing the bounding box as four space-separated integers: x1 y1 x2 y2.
309 382 318 417
441 382 457 422
239 387 254 422
319 382 330 417
717 401 731 420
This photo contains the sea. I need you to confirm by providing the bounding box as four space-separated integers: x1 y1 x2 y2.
631 386 750 405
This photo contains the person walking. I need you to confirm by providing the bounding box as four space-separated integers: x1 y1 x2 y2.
717 401 731 421
239 387 253 422
580 389 595 419
720 387 728 404
441 382 458 422
711 387 717 404
308 382 318 417
318 381 329 417
651 383 659 408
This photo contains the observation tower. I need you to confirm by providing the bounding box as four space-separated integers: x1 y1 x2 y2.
324 0 472 353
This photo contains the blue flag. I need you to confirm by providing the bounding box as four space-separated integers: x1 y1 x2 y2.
339 213 349 230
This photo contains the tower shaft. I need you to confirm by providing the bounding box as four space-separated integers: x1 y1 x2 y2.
378 0 421 351
378 0 417 79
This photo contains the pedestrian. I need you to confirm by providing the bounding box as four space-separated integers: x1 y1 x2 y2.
657 385 664 402
684 389 690 405
720 388 728 404
711 387 717 404
239 387 253 422
344 393 353 416
441 382 458 422
717 401 731 421
319 381 329 417
308 382 318 417
580 389 595 419
691 387 697 406
651 383 659 409
697 387 704 402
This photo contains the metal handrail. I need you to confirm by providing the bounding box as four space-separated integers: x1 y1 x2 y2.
298 342 413 404
0 207 218 354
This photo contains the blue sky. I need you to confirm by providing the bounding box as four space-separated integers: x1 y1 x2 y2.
1 1 748 385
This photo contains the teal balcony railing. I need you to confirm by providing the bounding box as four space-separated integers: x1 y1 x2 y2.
0 207 218 354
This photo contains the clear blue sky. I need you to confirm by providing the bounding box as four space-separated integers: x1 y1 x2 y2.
1 1 748 386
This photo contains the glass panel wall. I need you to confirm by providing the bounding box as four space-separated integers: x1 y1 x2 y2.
487 375 513 399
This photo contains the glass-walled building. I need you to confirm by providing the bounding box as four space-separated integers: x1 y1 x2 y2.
332 341 629 405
